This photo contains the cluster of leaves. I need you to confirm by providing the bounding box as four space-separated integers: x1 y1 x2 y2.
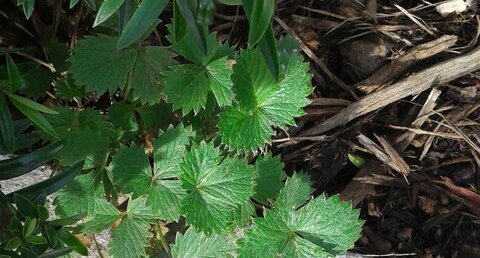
0 0 364 257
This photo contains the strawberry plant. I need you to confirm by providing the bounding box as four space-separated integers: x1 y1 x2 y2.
1 0 364 257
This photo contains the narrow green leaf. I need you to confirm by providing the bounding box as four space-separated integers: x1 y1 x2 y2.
5 237 22 250
9 98 58 138
6 54 21 92
117 0 169 49
0 94 14 153
241 0 275 46
175 0 207 54
69 0 80 8
6 93 58 114
57 229 88 256
9 161 84 199
26 235 47 245
217 0 241 5
258 26 280 80
94 0 125 27
0 141 63 180
14 194 39 218
348 153 366 168
83 0 97 10
19 0 35 19
23 217 37 237
38 247 73 258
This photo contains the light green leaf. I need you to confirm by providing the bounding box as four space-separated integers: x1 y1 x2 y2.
163 64 209 114
69 0 80 8
110 125 194 221
253 154 286 204
276 172 312 211
130 47 175 104
94 0 125 27
206 57 235 107
69 35 136 95
238 174 364 258
218 48 311 151
348 154 365 168
171 227 235 258
179 142 255 234
117 0 169 49
108 198 158 258
241 0 275 46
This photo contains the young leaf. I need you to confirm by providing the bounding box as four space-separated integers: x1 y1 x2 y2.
238 174 363 258
218 48 311 151
108 198 159 258
111 125 194 221
171 227 235 258
6 54 21 92
94 0 126 27
0 94 15 153
117 0 169 49
130 47 176 104
253 154 286 204
69 35 136 95
241 0 275 46
179 142 255 234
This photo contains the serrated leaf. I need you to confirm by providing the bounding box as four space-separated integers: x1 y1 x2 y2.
171 227 235 258
205 57 234 107
69 35 136 95
238 174 363 258
218 48 311 151
108 102 138 139
46 107 111 168
117 0 169 49
94 0 125 27
130 47 175 104
275 172 312 211
108 198 158 258
253 154 286 204
163 64 209 114
179 142 255 234
111 125 193 220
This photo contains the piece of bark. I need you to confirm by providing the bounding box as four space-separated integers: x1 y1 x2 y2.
302 42 480 137
356 35 457 94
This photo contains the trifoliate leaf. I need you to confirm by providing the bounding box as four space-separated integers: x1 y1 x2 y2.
218 49 312 151
110 125 194 220
46 107 111 168
238 174 363 258
253 154 286 204
179 142 255 234
55 173 111 219
69 35 136 95
171 227 235 258
108 197 159 258
130 47 176 104
163 64 209 114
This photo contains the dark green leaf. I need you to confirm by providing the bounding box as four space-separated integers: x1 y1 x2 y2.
258 26 280 80
9 161 83 199
69 0 80 8
117 0 169 49
0 141 63 180
0 94 14 153
6 54 21 92
23 217 37 237
175 0 207 55
94 0 126 27
26 235 47 245
9 98 58 138
6 93 58 114
57 229 88 256
253 154 286 204
38 247 73 258
241 0 275 45
5 236 22 250
0 133 41 155
20 248 37 258
14 194 39 218
217 0 241 5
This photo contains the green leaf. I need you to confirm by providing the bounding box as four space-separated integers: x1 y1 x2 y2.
94 0 126 27
130 47 176 104
163 64 209 114
9 97 58 138
275 172 312 211
57 228 88 256
14 194 38 218
20 0 35 19
241 0 275 46
5 236 22 250
69 35 136 95
111 125 194 221
81 199 120 234
108 198 158 258
9 161 83 200
69 0 80 8
45 107 111 168
175 0 207 56
117 0 169 49
348 154 365 168
23 217 37 237
179 142 255 234
38 247 73 258
108 102 138 139
0 141 63 180
26 235 47 245
6 54 21 92
21 65 55 99
6 93 58 114
171 227 235 258
253 154 286 204
258 26 280 80
0 94 14 153
218 48 311 151
217 0 241 5
205 57 235 107
238 174 364 258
